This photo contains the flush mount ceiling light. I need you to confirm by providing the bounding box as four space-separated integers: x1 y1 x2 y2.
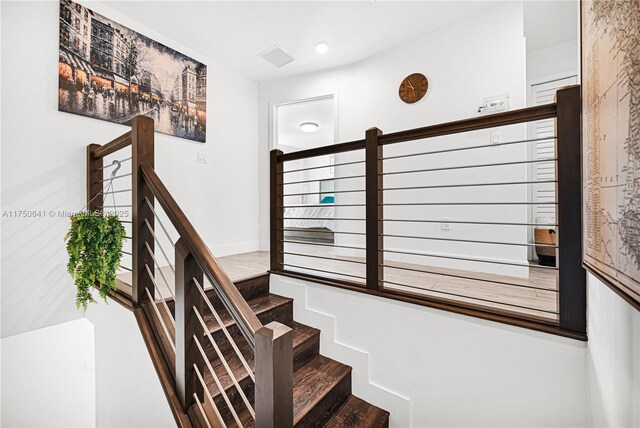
299 122 319 133
315 42 329 54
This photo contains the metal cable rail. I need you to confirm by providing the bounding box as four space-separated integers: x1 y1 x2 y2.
193 334 244 427
192 394 213 428
145 287 176 353
281 251 367 265
283 159 364 174
381 158 557 176
193 365 224 427
144 242 176 299
144 219 176 274
283 189 365 197
284 174 365 185
382 136 555 161
94 173 132 183
193 277 255 382
383 179 558 192
282 217 364 221
382 248 558 270
282 239 366 251
283 263 366 281
382 218 558 227
381 201 557 206
280 228 366 236
144 264 176 324
103 189 132 195
382 234 558 249
282 203 365 208
144 197 179 251
193 308 255 419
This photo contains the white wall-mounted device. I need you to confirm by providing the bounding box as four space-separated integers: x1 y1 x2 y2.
478 93 510 115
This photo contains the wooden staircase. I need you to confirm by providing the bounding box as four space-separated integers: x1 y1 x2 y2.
86 116 389 427
153 273 389 428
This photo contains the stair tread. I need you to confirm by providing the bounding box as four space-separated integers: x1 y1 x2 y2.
323 396 390 428
231 355 352 428
203 321 320 397
293 355 352 425
203 293 293 334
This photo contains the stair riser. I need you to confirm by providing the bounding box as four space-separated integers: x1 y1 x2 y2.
206 329 320 424
295 372 351 428
167 274 270 315
212 375 255 426
206 275 270 311
204 300 293 346
293 332 320 372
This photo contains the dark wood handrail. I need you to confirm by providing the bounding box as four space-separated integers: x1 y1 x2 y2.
270 86 586 339
380 102 557 145
278 138 365 162
140 164 263 347
92 131 132 158
275 102 557 162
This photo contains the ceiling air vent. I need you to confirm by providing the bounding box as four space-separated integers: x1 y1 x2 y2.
258 45 295 68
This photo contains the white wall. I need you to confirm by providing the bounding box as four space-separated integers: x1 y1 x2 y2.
1 299 177 428
0 0 260 338
259 2 530 277
271 274 589 427
86 297 175 427
587 274 640 428
1 319 96 427
526 40 579 83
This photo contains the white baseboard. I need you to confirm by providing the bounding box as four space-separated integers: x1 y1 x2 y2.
209 241 260 258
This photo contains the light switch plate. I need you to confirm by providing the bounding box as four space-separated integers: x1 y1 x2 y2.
197 152 208 164
491 131 502 145
441 217 451 231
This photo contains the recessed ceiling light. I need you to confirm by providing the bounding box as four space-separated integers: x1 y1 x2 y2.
315 42 329 54
299 122 319 133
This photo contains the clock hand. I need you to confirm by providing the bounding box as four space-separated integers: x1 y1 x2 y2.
407 81 414 90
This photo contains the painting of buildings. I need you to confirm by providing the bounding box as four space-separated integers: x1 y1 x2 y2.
58 0 207 142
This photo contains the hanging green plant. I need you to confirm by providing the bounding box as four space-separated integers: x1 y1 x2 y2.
65 212 126 310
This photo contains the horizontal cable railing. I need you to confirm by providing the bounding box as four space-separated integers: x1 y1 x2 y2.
87 116 294 428
271 85 586 338
87 139 133 278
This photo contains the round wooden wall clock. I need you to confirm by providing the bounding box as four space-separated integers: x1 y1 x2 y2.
399 73 428 104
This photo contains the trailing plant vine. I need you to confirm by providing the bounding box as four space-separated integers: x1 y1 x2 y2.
65 212 126 310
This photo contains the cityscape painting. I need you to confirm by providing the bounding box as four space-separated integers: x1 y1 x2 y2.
58 0 207 142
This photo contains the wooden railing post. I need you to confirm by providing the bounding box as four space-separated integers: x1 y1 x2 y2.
175 238 205 409
132 115 155 305
270 149 284 272
86 144 103 214
365 127 384 290
255 321 293 428
556 85 586 334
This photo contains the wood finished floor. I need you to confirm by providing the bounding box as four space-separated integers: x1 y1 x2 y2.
117 246 558 323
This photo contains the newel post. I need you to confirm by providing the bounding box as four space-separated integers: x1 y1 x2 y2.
255 321 293 428
365 127 384 290
175 238 205 408
270 149 284 272
132 115 155 305
87 143 103 214
555 85 586 334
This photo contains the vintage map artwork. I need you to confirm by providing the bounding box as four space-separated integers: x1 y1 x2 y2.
582 0 640 304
